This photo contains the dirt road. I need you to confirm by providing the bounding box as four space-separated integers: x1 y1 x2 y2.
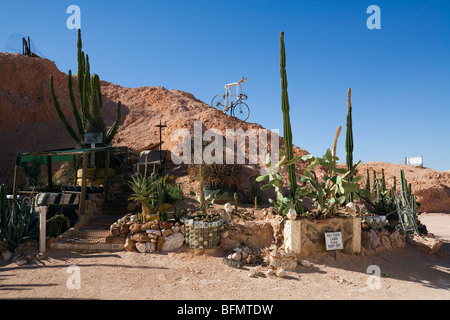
0 213 449 301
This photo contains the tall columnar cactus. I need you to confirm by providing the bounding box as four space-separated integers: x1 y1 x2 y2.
279 31 297 200
381 168 386 190
345 88 354 202
50 29 121 147
365 169 371 193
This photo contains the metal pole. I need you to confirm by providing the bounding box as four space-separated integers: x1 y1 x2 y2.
39 206 47 254
12 153 22 213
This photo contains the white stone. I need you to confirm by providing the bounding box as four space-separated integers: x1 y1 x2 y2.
1 250 12 261
224 203 232 213
16 258 27 266
161 232 185 251
265 268 275 277
275 268 286 278
146 229 162 236
345 202 357 216
136 241 155 253
287 209 297 220
171 226 181 233
231 251 242 261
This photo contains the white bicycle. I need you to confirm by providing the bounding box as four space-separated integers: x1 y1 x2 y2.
211 77 250 122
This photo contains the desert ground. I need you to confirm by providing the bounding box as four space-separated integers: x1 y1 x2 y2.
0 212 448 301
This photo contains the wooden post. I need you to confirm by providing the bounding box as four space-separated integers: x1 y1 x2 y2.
124 148 129 180
47 156 53 191
39 206 47 253
103 150 110 201
73 155 77 185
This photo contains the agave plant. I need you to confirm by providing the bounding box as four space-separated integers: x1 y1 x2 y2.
128 173 183 222
0 184 39 252
127 173 160 222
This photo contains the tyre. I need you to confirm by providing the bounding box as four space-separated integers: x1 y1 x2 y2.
211 94 226 110
232 102 250 122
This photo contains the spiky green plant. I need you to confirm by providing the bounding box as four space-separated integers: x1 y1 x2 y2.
257 151 309 215
345 88 355 202
0 184 39 252
279 31 298 203
50 29 121 148
298 149 362 218
365 169 371 192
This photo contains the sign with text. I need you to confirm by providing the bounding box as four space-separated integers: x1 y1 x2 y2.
325 232 343 251
84 133 103 144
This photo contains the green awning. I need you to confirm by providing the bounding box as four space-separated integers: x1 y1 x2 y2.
17 147 126 165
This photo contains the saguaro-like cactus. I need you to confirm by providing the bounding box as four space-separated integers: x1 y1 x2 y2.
345 88 354 202
279 31 297 199
50 29 121 147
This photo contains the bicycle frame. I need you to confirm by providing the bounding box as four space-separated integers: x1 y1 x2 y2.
224 77 246 110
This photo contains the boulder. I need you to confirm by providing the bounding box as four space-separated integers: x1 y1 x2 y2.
160 221 173 229
131 233 149 243
266 250 298 271
1 250 12 261
110 224 120 237
136 241 156 253
161 232 185 251
162 229 173 237
129 223 142 233
140 222 153 232
119 224 130 234
275 268 286 278
124 236 136 251
406 235 443 254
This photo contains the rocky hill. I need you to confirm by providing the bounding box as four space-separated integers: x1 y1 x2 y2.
0 52 448 212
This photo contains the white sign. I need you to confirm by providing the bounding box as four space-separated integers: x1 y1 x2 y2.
84 133 103 144
325 232 343 251
406 156 423 166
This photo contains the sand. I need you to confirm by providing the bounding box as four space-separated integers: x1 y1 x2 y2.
0 213 448 301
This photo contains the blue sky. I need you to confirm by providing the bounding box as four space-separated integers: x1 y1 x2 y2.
1 0 449 171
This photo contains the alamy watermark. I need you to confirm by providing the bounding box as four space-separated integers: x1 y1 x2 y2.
367 5 381 30
67 5 81 30
170 121 280 174
66 265 81 290
366 265 381 290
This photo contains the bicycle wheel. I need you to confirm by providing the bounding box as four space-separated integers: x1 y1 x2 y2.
211 94 226 110
232 102 250 122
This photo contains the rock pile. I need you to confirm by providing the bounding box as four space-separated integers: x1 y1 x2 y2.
110 214 185 253
361 229 406 255
224 246 262 267
264 248 298 271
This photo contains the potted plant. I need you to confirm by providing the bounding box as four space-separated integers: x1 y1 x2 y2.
127 172 183 223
